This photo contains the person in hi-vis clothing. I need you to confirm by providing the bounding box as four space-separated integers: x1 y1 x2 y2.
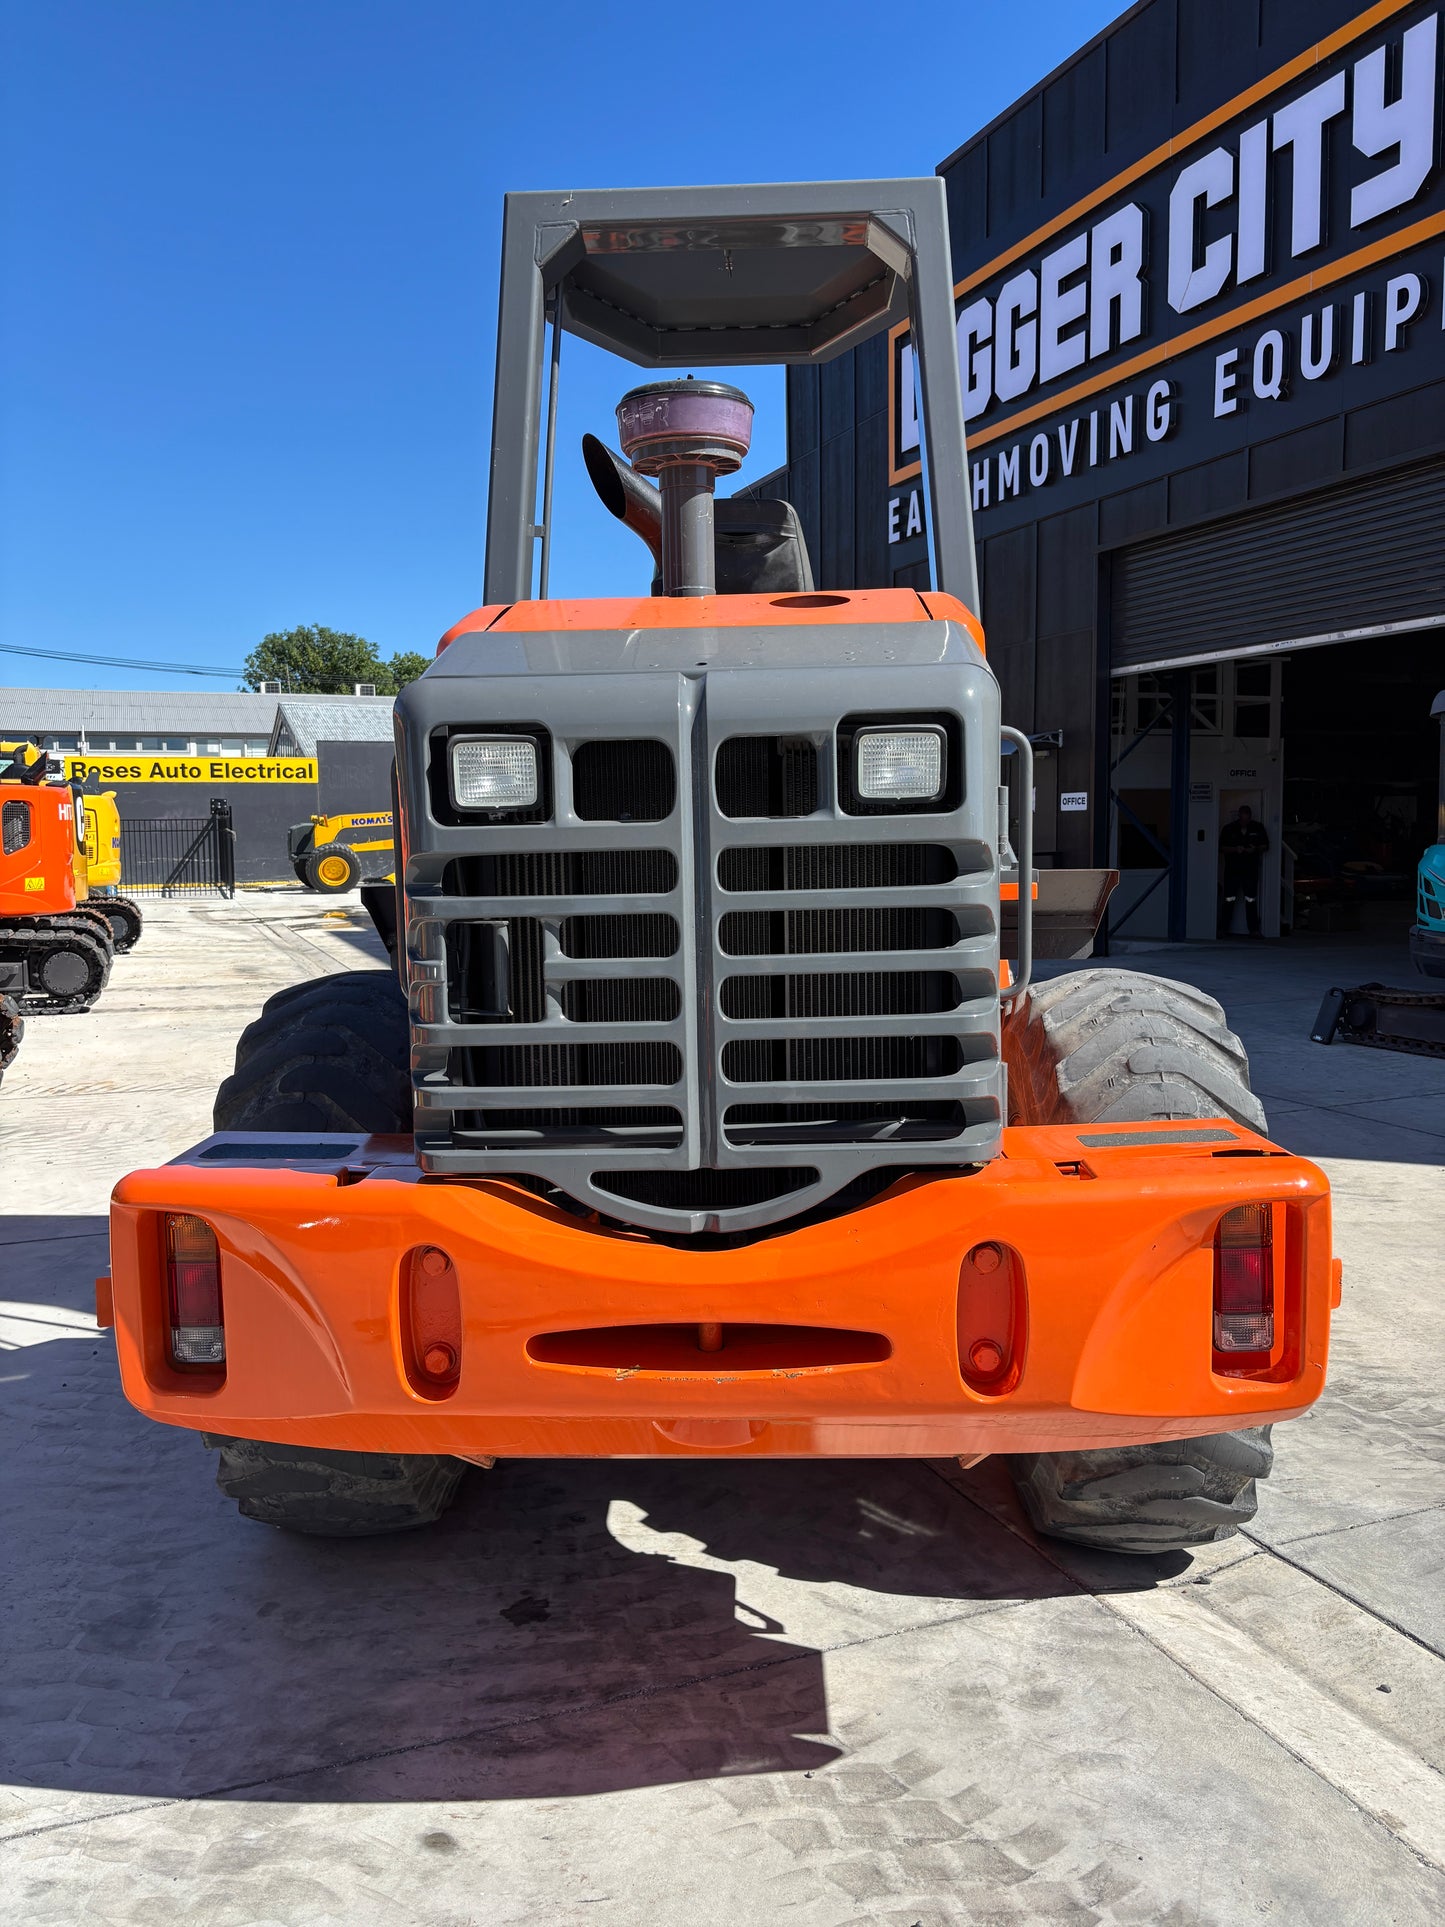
1218 804 1269 937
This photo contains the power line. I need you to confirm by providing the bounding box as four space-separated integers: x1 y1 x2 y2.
0 641 248 680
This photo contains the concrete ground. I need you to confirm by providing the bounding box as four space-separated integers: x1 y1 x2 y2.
1 894 1442 1926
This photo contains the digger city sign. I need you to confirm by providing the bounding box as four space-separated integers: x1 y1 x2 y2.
889 1 1444 529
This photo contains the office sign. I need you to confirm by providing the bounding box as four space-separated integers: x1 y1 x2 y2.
888 1 1444 518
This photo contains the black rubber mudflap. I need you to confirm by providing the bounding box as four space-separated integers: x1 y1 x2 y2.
207 1436 467 1538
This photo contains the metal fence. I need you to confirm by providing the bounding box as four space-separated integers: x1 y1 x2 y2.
119 801 235 897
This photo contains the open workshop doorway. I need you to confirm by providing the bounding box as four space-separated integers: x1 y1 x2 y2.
1106 630 1442 950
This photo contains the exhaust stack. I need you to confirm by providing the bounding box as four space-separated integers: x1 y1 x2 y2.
616 380 753 596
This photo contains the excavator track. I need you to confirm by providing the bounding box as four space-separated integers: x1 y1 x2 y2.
91 894 144 952
0 919 113 1013
1312 981 1445 1058
68 904 121 951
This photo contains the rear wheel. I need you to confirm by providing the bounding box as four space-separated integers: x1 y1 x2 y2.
1009 1428 1273 1555
304 846 360 893
216 968 410 1133
1002 968 1272 1554
206 1436 466 1537
209 971 462 1536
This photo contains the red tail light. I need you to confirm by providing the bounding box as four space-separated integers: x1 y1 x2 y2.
165 1213 225 1367
1213 1204 1273 1354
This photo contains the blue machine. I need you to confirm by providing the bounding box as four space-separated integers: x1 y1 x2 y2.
1409 690 1445 980
1315 689 1445 1051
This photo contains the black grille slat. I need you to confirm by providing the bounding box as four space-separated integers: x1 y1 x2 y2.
716 737 819 818
563 978 680 1023
720 971 961 1019
596 1168 816 1210
560 914 680 959
451 1105 683 1148
467 1105 681 1130
722 1036 964 1083
720 907 959 956
719 844 956 892
444 850 676 897
572 740 676 821
460 1042 682 1088
724 1099 968 1145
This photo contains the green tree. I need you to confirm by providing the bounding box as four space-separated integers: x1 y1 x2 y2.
243 625 386 694
242 627 432 695
385 650 430 689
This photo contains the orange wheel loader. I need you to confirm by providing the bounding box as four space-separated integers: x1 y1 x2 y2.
1 744 114 1012
101 182 1337 1551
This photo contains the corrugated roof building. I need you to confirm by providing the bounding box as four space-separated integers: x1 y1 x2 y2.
0 688 396 757
269 697 397 757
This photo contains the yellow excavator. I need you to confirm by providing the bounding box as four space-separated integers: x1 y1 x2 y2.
78 792 144 950
287 809 394 894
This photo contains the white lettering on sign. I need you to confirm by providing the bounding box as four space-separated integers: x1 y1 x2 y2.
937 257 1445 530
1352 17 1438 226
1060 791 1088 813
887 488 924 543
891 10 1445 467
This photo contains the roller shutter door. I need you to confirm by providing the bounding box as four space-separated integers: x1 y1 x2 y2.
1111 459 1445 673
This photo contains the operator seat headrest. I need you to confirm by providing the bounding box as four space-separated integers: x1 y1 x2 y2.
581 434 815 596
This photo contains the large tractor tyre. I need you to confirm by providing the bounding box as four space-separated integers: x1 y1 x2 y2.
1003 967 1267 1132
96 895 144 952
1009 1428 1274 1555
208 977 460 1536
214 968 411 1134
1002 968 1271 1553
303 846 361 894
206 1435 467 1538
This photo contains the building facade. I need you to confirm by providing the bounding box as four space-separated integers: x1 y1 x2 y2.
766 0 1445 942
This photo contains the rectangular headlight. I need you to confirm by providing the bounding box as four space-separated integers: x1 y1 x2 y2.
855 726 945 802
450 736 539 810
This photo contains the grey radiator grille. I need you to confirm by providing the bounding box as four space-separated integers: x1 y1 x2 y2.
404 658 1004 1234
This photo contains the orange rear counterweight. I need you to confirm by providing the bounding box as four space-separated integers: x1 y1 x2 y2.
106 1120 1333 1460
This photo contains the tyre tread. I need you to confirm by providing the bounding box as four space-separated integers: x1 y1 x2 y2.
207 1436 466 1537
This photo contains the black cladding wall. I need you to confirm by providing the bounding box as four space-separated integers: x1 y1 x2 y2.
773 0 1445 864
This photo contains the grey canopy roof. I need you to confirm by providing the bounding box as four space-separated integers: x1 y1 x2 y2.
268 696 397 756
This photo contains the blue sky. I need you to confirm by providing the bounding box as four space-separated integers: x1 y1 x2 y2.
1 0 1121 691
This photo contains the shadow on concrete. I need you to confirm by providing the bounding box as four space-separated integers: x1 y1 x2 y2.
0 1215 1185 1815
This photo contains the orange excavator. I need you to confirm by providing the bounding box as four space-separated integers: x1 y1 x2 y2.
101 181 1337 1552
1 744 114 1012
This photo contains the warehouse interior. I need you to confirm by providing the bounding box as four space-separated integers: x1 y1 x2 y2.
1108 631 1441 951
